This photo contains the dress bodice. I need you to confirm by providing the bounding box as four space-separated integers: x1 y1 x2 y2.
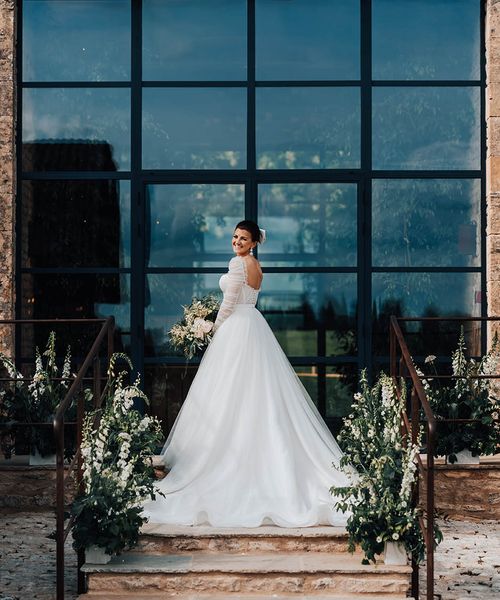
213 255 260 331
219 272 260 306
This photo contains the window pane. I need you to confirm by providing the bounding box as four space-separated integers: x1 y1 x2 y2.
258 183 357 267
259 273 357 357
372 179 481 267
145 273 221 357
325 365 358 422
144 365 197 437
373 0 480 80
256 0 359 80
372 272 481 356
21 273 131 353
257 87 360 169
23 0 131 82
143 0 246 81
22 88 131 171
145 273 357 358
372 87 480 170
21 180 131 268
142 88 246 169
147 183 244 268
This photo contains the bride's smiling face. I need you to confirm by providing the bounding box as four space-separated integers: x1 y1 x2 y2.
232 228 256 256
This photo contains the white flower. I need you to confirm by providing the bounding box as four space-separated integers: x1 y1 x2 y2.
424 355 436 364
392 533 399 540
376 536 382 543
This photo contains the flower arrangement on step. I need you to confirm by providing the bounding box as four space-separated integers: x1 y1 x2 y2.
0 331 86 460
331 370 442 565
71 353 164 559
169 294 220 359
416 327 500 464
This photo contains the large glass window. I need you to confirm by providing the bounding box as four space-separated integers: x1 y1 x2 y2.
19 0 484 437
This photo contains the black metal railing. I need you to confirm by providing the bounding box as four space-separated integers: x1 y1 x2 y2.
0 317 115 600
390 315 500 600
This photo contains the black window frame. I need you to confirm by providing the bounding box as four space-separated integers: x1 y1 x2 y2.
16 0 487 427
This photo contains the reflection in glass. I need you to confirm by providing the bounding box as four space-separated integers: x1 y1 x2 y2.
372 87 480 170
143 0 246 81
147 184 244 268
22 180 131 268
145 273 221 357
142 88 246 169
23 0 131 82
259 274 357 357
256 0 359 80
144 365 197 437
372 179 480 267
21 273 131 353
296 364 358 421
258 183 357 267
372 272 481 356
256 87 360 169
22 88 131 171
373 0 480 80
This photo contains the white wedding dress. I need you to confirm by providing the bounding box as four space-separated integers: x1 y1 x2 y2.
142 255 353 527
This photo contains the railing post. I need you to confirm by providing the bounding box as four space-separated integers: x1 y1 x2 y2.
55 414 65 600
76 383 86 594
411 386 420 599
426 420 435 600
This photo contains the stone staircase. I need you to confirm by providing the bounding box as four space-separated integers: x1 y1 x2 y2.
80 523 412 599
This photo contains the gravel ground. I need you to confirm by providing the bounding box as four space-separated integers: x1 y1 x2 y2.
419 519 500 600
0 510 498 600
0 509 77 600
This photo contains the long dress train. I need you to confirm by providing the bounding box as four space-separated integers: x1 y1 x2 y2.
142 255 353 527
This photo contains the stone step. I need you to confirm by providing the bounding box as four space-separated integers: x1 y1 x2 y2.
83 552 412 596
135 524 352 554
80 594 414 600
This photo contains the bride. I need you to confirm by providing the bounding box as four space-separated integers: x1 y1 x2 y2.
142 220 353 527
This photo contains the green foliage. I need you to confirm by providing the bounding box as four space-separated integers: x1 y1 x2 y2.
418 327 500 463
332 370 442 564
0 331 83 457
71 354 164 556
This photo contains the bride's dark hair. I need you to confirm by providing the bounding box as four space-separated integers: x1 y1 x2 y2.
235 220 262 243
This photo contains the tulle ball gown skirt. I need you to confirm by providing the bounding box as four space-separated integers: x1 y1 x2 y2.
142 304 352 527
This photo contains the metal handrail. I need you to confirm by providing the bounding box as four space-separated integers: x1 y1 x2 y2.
0 317 115 600
390 315 436 600
389 315 500 600
54 316 115 599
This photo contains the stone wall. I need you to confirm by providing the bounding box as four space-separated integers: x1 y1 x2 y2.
0 465 77 509
487 1 500 342
420 464 500 521
0 0 16 355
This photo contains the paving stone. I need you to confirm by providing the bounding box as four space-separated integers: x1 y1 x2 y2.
0 508 77 600
419 519 500 600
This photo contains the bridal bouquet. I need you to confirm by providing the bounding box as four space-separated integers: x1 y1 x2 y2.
169 295 220 359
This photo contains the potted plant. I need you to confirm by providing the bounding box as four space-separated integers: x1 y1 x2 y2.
418 328 500 464
71 353 164 563
331 370 442 565
0 332 78 464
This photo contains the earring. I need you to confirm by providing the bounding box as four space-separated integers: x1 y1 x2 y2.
250 248 254 255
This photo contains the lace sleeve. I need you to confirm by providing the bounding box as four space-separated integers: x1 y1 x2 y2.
213 256 246 332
